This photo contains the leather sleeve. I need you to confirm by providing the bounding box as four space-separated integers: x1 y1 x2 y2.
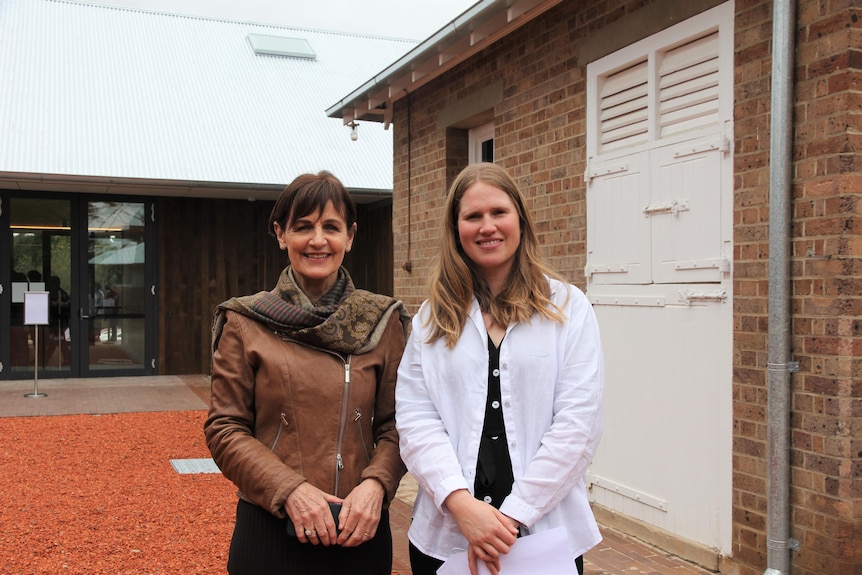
204 311 306 518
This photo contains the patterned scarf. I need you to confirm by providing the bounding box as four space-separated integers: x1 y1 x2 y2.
212 266 409 355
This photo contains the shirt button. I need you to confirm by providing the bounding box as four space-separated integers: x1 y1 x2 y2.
492 368 500 377
483 496 493 504
502 363 508 369
504 401 511 408
492 400 500 409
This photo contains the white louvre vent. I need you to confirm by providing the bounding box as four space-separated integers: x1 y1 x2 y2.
598 60 648 152
658 32 720 138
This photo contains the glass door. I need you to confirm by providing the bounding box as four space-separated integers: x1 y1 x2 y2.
7 197 74 376
81 201 149 374
2 194 155 379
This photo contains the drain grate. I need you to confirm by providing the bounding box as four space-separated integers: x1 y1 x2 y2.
170 458 221 474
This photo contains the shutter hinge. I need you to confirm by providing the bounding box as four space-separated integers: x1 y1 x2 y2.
585 264 629 276
150 204 155 222
586 162 628 183
674 258 730 272
151 285 156 296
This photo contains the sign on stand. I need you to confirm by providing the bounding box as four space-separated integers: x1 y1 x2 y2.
24 291 49 398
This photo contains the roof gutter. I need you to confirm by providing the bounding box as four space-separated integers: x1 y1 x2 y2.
764 0 798 573
326 0 564 126
0 172 390 202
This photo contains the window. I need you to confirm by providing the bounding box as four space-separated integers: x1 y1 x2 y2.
469 122 494 163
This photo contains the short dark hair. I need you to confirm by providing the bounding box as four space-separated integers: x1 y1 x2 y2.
268 171 357 236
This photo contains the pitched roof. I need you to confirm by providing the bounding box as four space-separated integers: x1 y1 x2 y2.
0 0 416 199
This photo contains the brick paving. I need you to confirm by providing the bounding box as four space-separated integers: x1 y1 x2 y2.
1 374 715 575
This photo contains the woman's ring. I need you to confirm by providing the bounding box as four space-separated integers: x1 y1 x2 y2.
363 532 370 538
305 529 314 536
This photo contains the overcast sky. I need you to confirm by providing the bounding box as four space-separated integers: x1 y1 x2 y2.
85 0 479 40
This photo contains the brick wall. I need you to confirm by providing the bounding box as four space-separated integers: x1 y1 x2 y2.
735 1 862 574
391 2 596 313
389 0 861 574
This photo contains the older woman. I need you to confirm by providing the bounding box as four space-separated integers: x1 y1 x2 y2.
205 171 409 575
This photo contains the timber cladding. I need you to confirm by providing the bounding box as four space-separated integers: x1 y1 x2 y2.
156 196 393 376
156 196 282 376
388 1 861 574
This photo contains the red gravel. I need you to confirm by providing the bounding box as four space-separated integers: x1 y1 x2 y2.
0 411 235 575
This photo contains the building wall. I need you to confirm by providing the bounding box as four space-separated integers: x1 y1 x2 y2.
733 1 862 574
157 197 282 375
389 1 861 574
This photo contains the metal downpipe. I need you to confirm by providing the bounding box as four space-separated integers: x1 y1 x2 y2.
764 0 796 574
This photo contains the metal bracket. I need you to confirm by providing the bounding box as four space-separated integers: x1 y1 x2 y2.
643 199 689 217
767 361 800 374
788 538 800 551
678 287 727 304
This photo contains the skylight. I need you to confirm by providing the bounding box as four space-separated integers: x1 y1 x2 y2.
247 34 316 59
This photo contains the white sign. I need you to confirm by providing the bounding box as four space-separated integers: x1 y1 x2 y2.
24 291 50 325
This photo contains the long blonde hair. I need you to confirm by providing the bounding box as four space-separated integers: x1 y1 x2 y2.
425 163 566 347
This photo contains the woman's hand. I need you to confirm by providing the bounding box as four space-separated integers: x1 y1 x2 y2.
285 482 342 546
336 478 386 547
444 490 519 575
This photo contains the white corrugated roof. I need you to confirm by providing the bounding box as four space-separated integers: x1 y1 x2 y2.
0 0 416 197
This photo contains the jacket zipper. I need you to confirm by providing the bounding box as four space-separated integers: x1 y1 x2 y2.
354 408 372 463
274 330 353 496
269 412 289 451
334 359 352 494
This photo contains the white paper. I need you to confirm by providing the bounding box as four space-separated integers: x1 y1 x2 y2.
437 527 576 575
24 291 50 325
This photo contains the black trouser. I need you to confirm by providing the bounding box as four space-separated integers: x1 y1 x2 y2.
409 541 584 575
227 499 392 575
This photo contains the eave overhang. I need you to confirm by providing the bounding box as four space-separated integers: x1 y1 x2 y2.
326 0 564 128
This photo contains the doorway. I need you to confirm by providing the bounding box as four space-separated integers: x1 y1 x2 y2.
2 193 157 379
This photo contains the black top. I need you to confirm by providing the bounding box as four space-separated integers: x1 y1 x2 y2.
474 336 515 508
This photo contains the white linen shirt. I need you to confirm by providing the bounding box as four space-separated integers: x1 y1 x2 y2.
396 277 604 561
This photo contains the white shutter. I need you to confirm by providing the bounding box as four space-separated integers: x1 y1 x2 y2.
586 153 651 285
587 6 731 293
651 138 728 283
658 32 720 139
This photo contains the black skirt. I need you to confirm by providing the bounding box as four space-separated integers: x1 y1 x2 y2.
227 499 393 575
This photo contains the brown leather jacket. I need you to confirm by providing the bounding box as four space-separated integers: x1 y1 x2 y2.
204 309 407 518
